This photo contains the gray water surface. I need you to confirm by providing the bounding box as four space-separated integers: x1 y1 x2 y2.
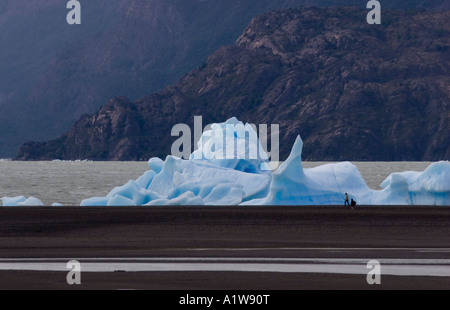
0 161 433 206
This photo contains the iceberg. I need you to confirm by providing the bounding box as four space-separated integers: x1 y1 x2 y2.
1 196 44 206
77 118 449 207
18 197 45 206
380 162 450 205
247 137 370 205
246 136 435 206
190 117 272 174
1 117 449 207
80 155 270 206
1 196 27 206
79 118 272 207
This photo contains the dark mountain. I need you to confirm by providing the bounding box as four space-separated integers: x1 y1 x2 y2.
0 0 346 157
1 0 448 158
17 7 450 161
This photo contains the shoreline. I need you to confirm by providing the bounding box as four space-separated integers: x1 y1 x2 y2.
0 206 449 289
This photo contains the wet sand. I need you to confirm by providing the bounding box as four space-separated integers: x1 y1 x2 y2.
0 206 449 290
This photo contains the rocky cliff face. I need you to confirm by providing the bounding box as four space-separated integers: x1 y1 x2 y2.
16 7 450 161
1 0 448 158
0 0 307 157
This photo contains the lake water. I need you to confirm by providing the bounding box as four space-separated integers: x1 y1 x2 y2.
0 160 433 206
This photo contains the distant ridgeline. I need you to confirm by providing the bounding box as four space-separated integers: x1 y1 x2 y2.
16 6 450 161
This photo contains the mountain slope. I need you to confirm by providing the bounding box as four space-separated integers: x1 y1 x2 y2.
1 0 448 157
17 7 450 161
0 0 349 157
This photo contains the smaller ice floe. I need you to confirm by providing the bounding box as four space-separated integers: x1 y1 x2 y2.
380 161 450 205
1 196 44 206
1 196 27 206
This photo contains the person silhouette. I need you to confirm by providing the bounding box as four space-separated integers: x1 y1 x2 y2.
344 193 349 206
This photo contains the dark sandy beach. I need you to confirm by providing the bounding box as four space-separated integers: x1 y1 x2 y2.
0 206 449 290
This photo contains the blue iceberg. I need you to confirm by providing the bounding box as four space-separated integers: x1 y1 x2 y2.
78 118 449 206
